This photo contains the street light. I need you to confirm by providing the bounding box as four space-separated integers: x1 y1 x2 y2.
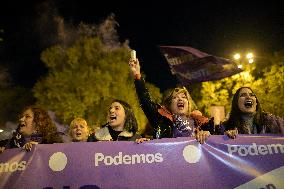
234 53 241 60
237 64 243 69
233 52 254 67
246 53 253 59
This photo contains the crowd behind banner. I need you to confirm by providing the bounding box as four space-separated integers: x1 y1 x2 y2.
0 52 284 188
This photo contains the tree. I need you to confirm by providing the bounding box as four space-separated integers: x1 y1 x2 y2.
33 15 162 134
194 67 256 117
253 63 284 118
194 51 284 118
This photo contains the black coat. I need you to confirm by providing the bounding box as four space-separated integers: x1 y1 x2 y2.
135 78 213 138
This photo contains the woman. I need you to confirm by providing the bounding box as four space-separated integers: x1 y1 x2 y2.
129 57 212 144
221 87 284 138
91 99 141 141
5 106 63 151
68 117 90 142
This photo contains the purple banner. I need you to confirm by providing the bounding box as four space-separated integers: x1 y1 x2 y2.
0 135 284 189
159 45 242 84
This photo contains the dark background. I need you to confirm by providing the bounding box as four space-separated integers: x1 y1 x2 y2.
1 0 283 91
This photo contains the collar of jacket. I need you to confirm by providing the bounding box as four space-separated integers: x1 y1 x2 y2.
158 106 209 127
158 105 173 121
190 111 209 127
95 126 134 141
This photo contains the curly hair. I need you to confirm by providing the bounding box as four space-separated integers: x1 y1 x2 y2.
109 99 138 134
20 106 63 143
226 87 264 133
162 86 197 115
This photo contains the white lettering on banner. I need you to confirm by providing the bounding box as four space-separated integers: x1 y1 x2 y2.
0 161 26 173
94 152 163 166
164 54 194 66
227 143 284 156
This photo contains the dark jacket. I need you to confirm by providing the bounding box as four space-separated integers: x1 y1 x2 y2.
89 125 142 141
219 112 284 134
0 130 39 149
1 130 63 149
134 78 213 138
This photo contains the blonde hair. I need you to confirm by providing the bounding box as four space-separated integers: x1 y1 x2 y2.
162 87 197 115
68 118 89 137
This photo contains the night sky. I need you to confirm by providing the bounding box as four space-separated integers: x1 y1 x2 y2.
1 0 283 91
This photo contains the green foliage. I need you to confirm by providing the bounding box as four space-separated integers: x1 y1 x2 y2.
33 16 162 134
253 64 284 117
195 69 255 116
197 81 230 115
195 52 284 118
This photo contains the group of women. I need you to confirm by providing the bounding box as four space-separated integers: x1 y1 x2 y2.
0 55 283 153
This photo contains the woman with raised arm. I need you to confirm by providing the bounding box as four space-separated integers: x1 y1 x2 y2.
129 55 212 144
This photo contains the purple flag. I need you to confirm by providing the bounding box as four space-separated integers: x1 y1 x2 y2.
159 45 242 84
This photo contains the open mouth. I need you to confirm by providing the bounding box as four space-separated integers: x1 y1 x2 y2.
109 115 117 121
244 100 253 108
76 133 82 137
177 103 184 110
19 123 25 128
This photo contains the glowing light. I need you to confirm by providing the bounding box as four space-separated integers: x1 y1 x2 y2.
234 53 241 60
248 58 254 64
246 53 253 59
0 129 4 132
232 52 254 65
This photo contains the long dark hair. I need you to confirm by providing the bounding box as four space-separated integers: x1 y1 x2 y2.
226 87 264 133
109 99 138 134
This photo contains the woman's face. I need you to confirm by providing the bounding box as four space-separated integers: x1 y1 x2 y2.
19 108 36 136
170 92 189 116
238 88 257 114
108 102 126 130
70 121 89 142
